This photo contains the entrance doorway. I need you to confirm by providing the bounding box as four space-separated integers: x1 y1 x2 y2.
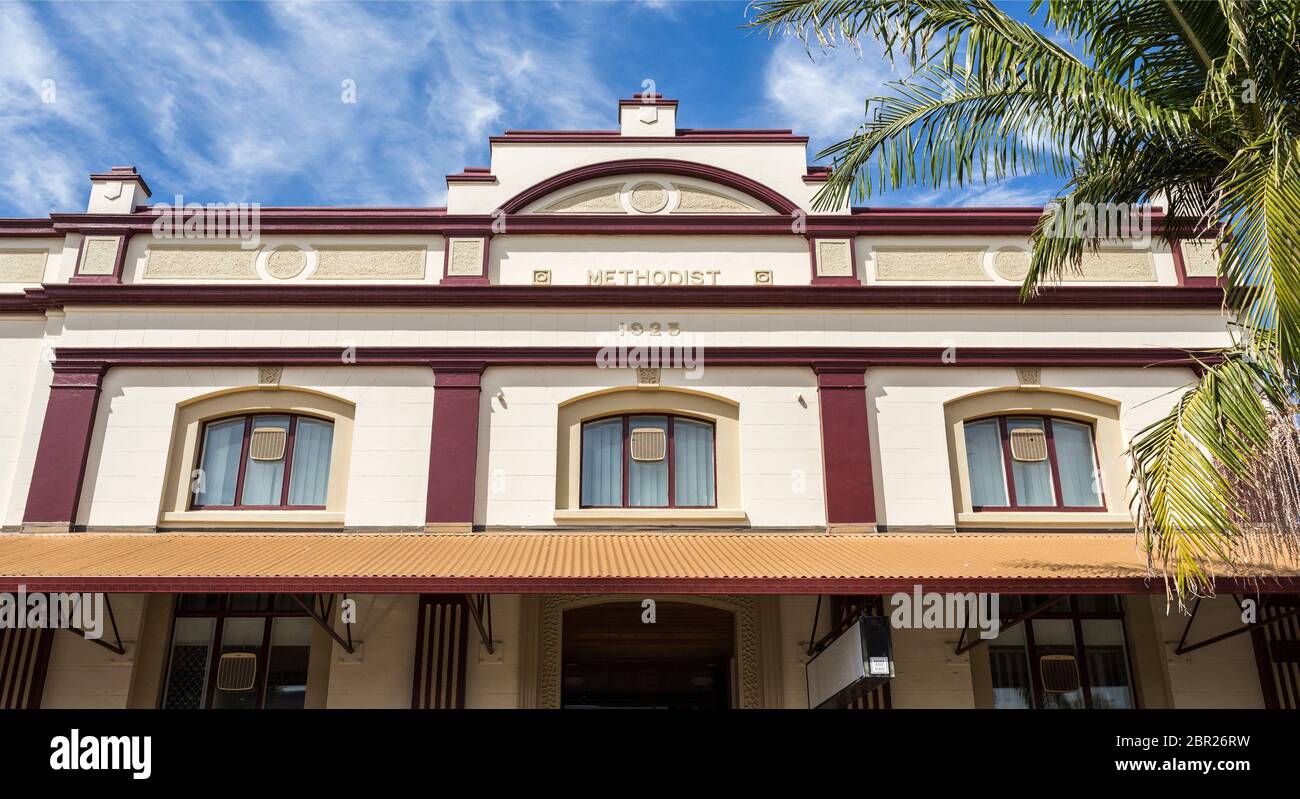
561 601 736 709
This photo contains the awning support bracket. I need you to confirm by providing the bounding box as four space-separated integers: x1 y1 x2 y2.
805 595 823 656
465 593 494 654
290 593 355 655
1174 595 1300 656
62 592 126 656
954 595 1066 656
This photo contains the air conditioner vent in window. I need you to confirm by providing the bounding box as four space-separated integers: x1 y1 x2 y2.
1009 428 1048 462
249 427 287 461
215 652 258 691
630 428 666 461
1039 655 1081 693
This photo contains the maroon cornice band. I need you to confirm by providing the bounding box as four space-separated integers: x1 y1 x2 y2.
48 345 1222 371
0 284 1226 314
2 207 1212 239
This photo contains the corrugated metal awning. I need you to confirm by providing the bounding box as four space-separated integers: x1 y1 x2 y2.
0 532 1295 594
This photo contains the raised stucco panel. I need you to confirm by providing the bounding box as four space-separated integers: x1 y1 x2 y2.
1077 250 1156 281
673 185 759 214
144 246 259 279
79 237 122 276
816 239 853 277
445 239 484 277
311 246 425 279
0 250 48 283
540 184 624 214
875 247 988 281
1179 239 1219 278
997 249 1156 282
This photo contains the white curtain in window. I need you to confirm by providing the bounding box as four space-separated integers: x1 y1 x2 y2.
963 420 1008 507
581 419 623 506
287 418 333 506
196 418 244 506
1007 418 1055 506
673 419 715 506
1053 420 1102 507
627 415 668 507
241 415 289 506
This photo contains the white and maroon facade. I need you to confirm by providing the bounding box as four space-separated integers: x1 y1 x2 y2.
0 95 1294 710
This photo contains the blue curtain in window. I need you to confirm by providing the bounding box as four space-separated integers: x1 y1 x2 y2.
241 415 289 506
1054 420 1102 507
627 415 668 507
581 419 623 506
963 420 1008 507
673 419 715 506
288 418 333 506
196 418 244 506
1007 418 1054 506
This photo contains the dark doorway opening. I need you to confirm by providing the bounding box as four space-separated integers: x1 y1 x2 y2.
561 601 735 709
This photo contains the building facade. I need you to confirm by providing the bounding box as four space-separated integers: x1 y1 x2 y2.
0 95 1295 710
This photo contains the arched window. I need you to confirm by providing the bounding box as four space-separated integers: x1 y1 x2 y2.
580 414 716 508
962 415 1103 511
192 413 335 509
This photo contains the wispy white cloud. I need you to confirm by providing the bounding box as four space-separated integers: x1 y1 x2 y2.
1 1 612 214
762 37 896 145
0 3 96 213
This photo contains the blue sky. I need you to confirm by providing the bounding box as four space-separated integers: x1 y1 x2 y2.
1 0 1057 216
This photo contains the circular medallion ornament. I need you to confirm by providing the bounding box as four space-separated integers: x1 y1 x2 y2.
992 249 1031 281
266 247 308 279
628 182 669 214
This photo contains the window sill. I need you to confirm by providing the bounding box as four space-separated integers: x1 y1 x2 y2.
956 511 1133 531
160 510 345 529
553 508 749 526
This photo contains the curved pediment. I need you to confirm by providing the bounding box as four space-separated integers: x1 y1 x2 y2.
503 158 797 215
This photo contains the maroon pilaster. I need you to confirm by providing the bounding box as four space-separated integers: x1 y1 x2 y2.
815 364 876 532
22 364 107 532
425 364 485 532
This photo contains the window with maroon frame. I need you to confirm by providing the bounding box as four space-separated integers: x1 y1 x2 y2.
988 595 1136 709
192 414 334 509
963 415 1104 510
580 414 716 508
161 594 315 710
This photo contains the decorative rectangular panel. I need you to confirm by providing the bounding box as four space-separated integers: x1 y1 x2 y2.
815 239 853 277
78 236 122 276
1010 428 1048 462
874 247 988 281
412 594 469 709
1179 239 1219 278
447 238 486 277
144 246 259 279
0 250 48 283
311 246 426 279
